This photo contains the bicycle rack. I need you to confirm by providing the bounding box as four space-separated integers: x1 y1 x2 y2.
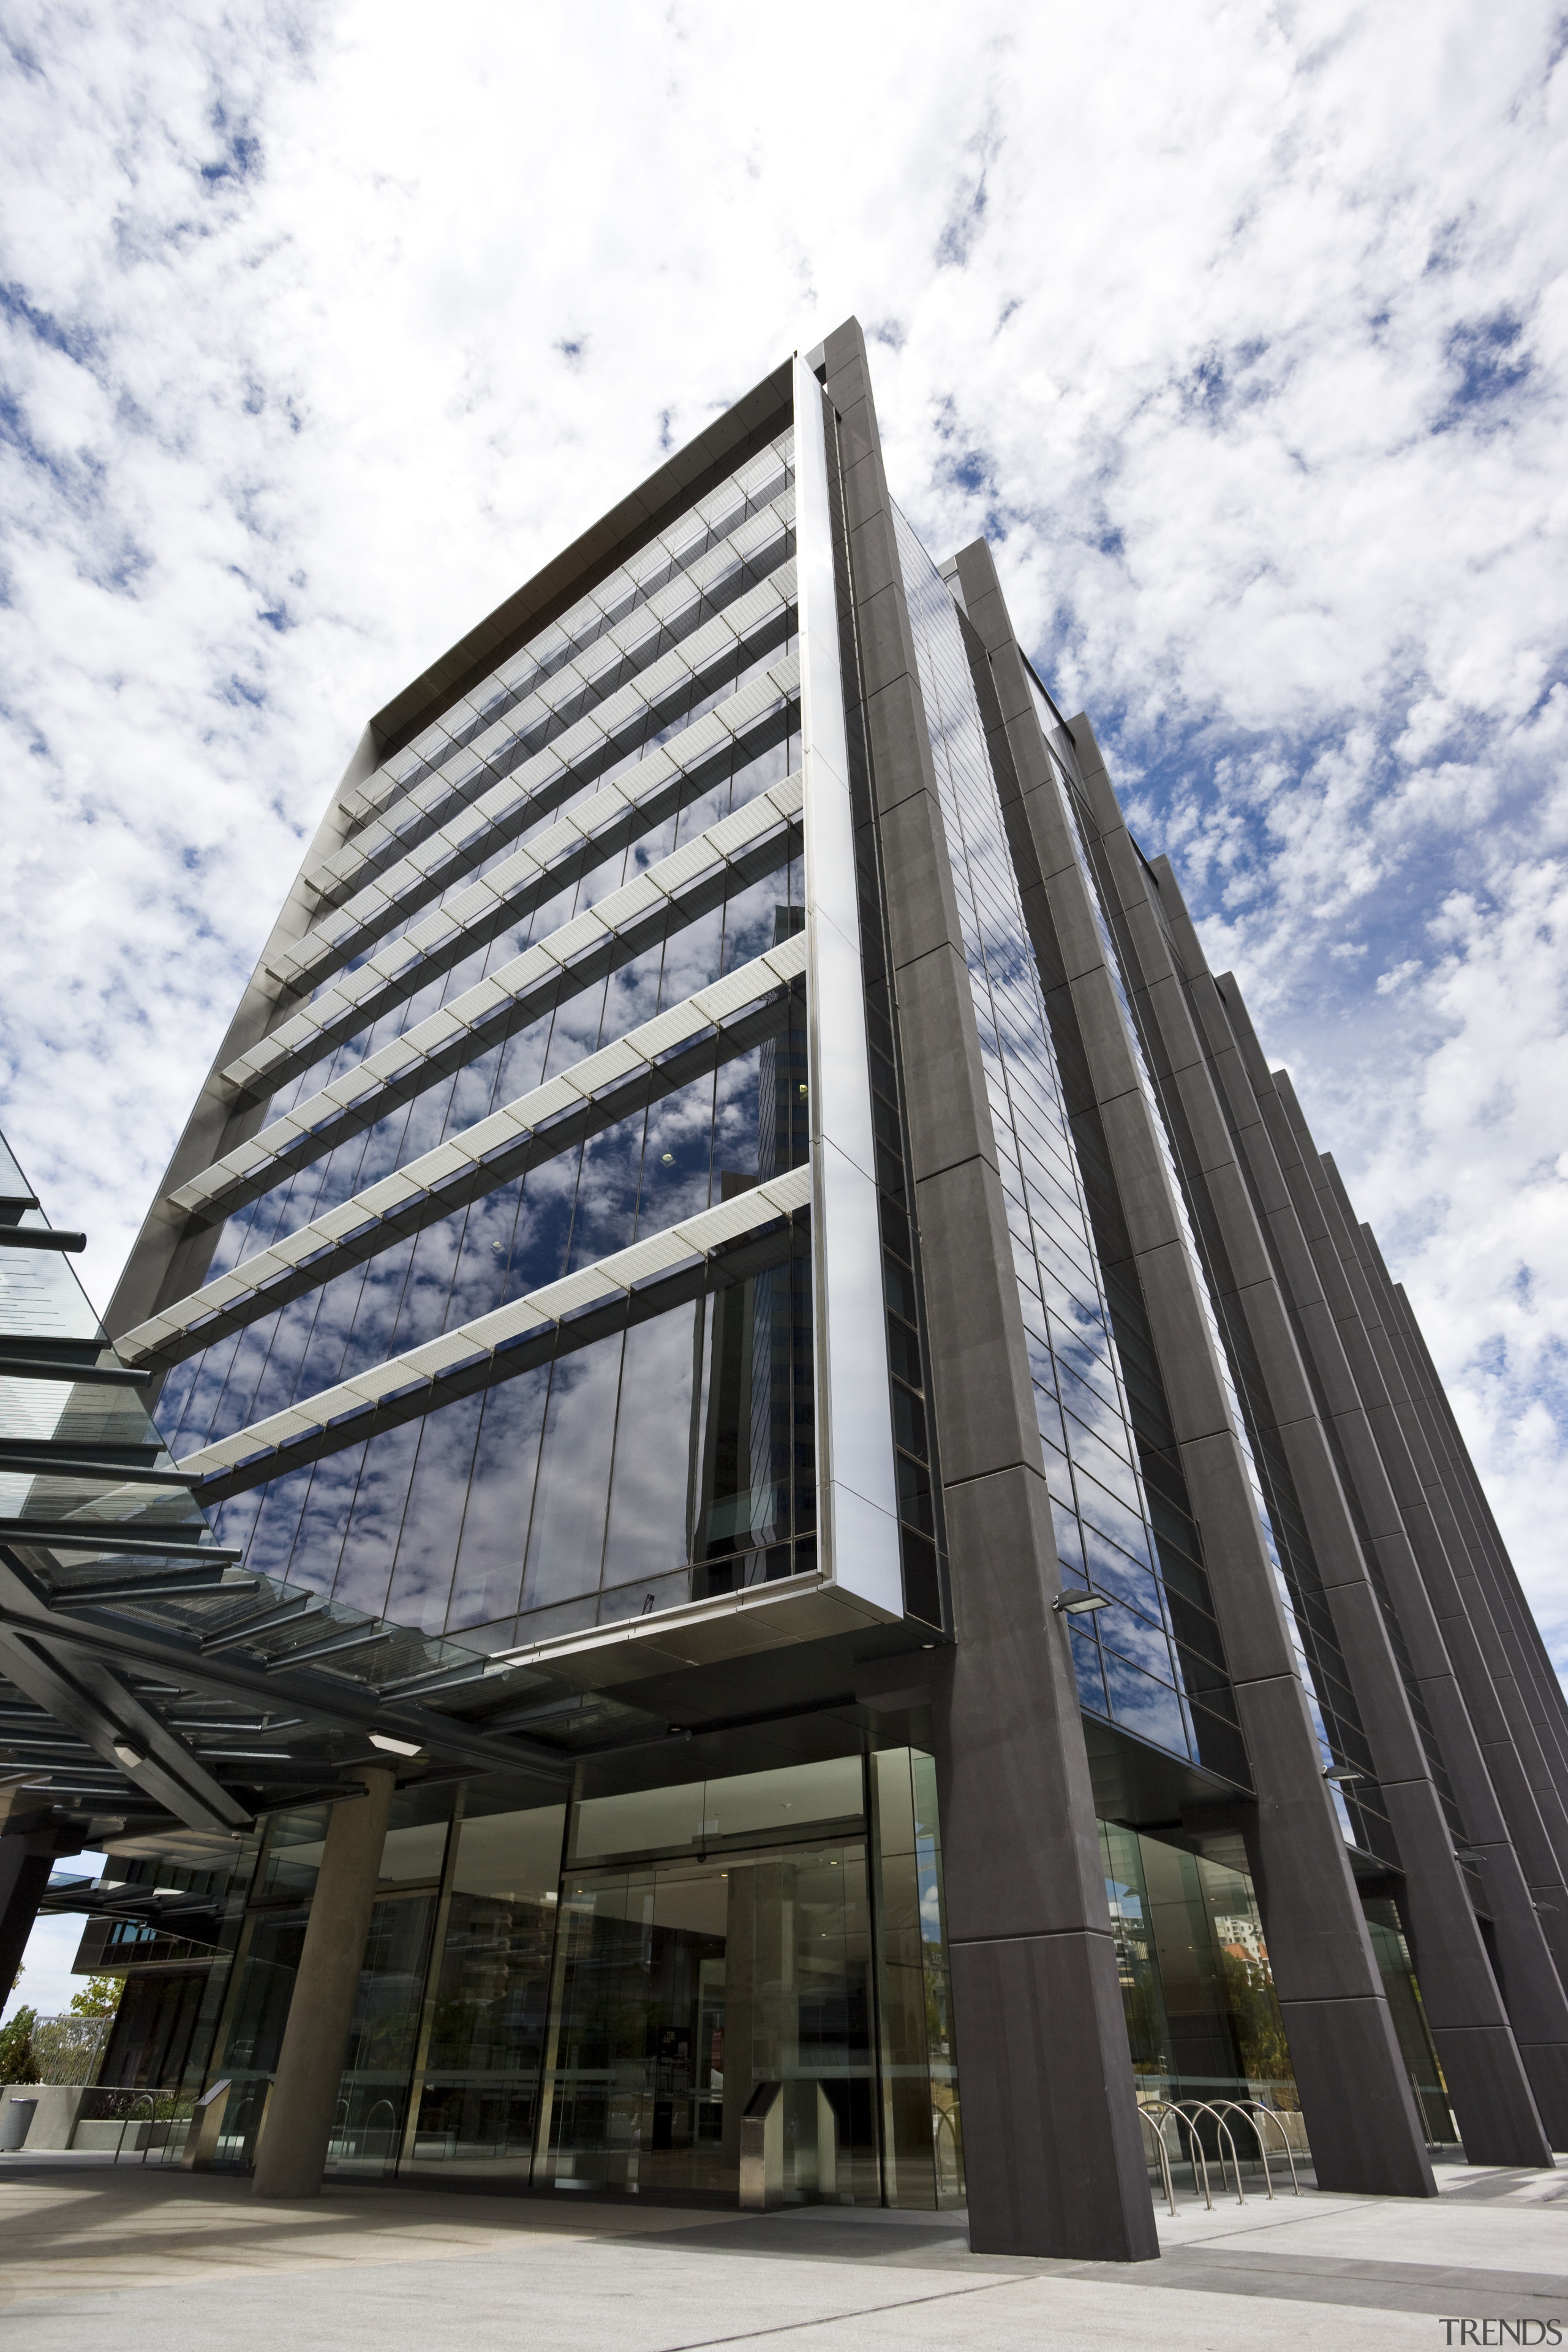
1137 2106 1178 2217
1172 2100 1246 2205
1218 2100 1302 2198
113 2092 156 2166
1137 2098 1213 2212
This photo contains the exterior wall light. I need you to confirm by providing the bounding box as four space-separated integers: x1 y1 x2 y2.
1053 1593 1111 1616
1323 1765 1360 1783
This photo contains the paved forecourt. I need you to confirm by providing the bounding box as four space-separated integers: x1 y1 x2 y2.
2 2150 1567 2349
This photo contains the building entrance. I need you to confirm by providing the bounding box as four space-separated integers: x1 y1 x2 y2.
538 1840 876 2201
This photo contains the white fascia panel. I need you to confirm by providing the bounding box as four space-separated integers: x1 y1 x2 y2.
595 1229 696 1287
320 1065 380 1110
630 999 713 1060
307 1382 376 1426
399 1330 487 1378
692 964 774 1025
619 745 677 804
447 974 513 1024
402 1138 473 1188
761 933 810 987
460 1107 531 1158
216 1140 273 1180
518 1072 589 1125
489 943 559 997
792 355 902 1625
314 1199 377 1242
461 1295 553 1349
263 1228 323 1270
568 1035 648 1093
178 1431 266 1475
356 1169 427 1216
524 1265 621 1319
652 836 724 894
331 965 386 1010
341 1359 423 1403
598 870 665 925
674 1191 775 1251
246 1405 321 1448
522 817 583 871
671 710 729 766
703 795 781 861
538 908 611 965
756 1164 813 1218
116 1314 181 1359
405 908 460 957
445 878 503 930
402 1006 468 1057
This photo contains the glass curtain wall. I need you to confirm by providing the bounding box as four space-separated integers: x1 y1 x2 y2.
148 424 815 1652
179 1747 959 2204
1099 1823 1455 2147
1040 704 1406 1863
892 507 1240 1779
1100 1822 1297 2117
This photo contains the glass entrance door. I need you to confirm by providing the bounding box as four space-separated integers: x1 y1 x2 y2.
538 1839 876 2201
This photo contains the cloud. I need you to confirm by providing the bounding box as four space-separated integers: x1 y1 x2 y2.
0 0 1565 1677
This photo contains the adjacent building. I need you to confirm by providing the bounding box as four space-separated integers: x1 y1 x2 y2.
4 319 1568 2258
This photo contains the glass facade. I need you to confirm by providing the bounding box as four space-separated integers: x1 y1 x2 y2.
105 1748 961 2206
147 426 818 1646
1040 706 1410 1860
58 346 1505 2223
893 509 1245 1782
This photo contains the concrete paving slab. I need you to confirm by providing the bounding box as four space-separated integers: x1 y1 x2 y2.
0 2149 1563 2349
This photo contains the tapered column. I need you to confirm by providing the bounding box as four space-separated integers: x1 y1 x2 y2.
1352 1228 1568 1823
818 318 1158 2263
952 540 1434 2195
252 1766 393 2199
1218 1057 1568 2147
1140 946 1560 2160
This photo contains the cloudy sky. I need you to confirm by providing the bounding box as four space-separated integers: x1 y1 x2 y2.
1 0 1564 1670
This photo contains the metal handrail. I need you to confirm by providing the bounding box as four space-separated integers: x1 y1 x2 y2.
1137 2097 1212 2212
1137 2106 1178 2217
1173 2100 1246 2204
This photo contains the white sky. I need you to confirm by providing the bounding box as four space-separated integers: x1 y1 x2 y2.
2 1856 105 2027
0 1 1565 1678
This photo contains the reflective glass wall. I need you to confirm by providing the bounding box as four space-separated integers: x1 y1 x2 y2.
179 1746 960 2206
144 423 815 1650
893 508 1242 1781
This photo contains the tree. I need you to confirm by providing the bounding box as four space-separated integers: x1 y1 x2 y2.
68 1977 124 2019
0 2007 36 2084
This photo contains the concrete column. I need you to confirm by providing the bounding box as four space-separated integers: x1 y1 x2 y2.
1354 1234 1568 1820
252 1766 393 2199
1261 1073 1568 1955
951 542 1434 2196
1297 1120 1568 1893
1219 1052 1568 2146
818 317 1158 2263
1142 952 1559 2161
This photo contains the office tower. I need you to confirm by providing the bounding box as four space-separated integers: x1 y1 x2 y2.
9 318 1566 2256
